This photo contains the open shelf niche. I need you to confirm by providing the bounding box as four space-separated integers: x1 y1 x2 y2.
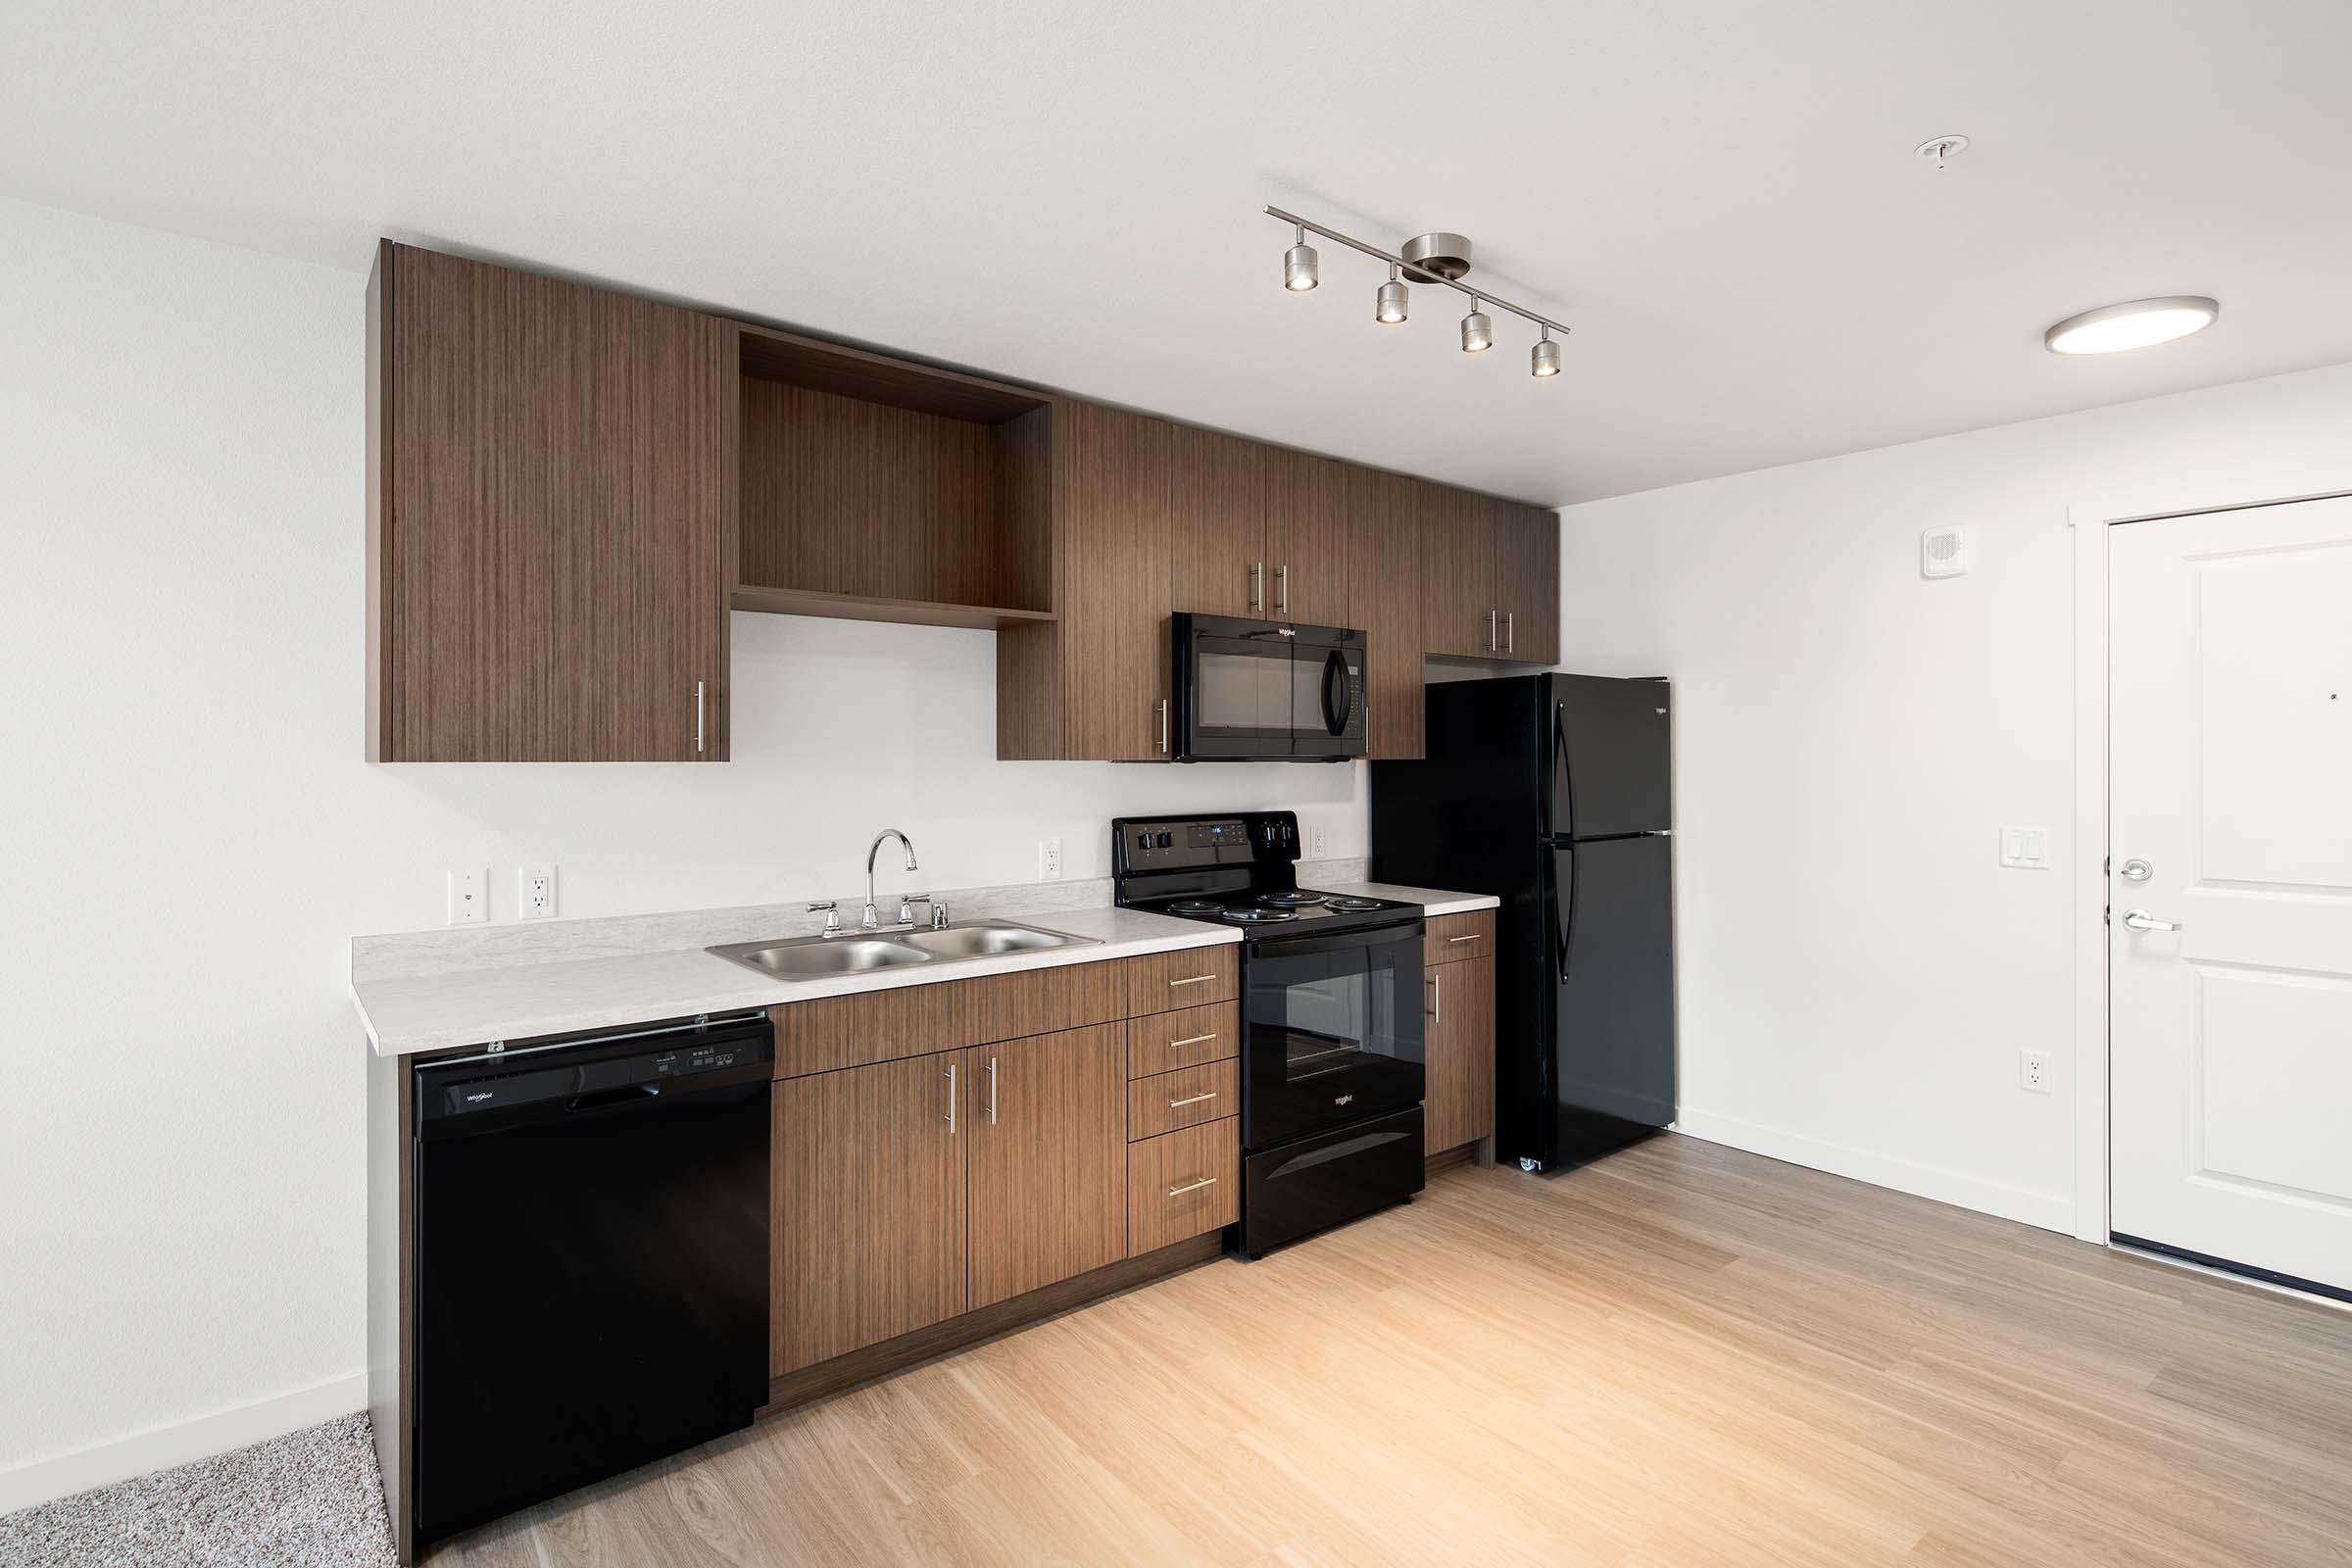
733 323 1057 630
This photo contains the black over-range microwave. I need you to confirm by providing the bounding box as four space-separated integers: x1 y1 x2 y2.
1169 613 1367 761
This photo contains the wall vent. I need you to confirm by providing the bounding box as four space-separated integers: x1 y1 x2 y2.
1920 526 1968 579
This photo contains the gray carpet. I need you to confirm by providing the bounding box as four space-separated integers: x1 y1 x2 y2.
0 1413 398 1568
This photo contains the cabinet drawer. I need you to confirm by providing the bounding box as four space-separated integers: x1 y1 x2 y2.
1118 945 1238 1017
1127 1059 1239 1141
1424 909 1494 966
772 959 1125 1079
1128 1119 1240 1253
1124 1003 1238 1079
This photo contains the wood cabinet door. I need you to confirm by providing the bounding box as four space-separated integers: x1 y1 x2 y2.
1348 467 1426 759
1265 448 1350 627
770 1055 967 1375
962 1025 1129 1310
1423 956 1495 1154
377 243 731 760
1492 499 1560 664
1054 402 1174 760
1169 423 1267 617
1418 480 1500 659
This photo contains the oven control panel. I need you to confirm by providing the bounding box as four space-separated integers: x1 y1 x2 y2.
1115 816 1255 871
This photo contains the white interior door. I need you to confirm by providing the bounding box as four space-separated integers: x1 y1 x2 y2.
2109 496 2352 1296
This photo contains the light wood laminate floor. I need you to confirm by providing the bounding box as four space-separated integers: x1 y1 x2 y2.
434 1135 2352 1567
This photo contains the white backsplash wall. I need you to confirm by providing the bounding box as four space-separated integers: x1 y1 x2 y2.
0 195 1365 1501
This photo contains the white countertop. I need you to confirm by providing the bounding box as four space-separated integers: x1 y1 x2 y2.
1318 881 1500 917
353 905 1239 1057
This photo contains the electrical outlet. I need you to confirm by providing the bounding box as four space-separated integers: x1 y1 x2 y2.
518 865 557 920
1308 823 1330 858
1038 838 1062 881
446 868 486 925
2020 1049 2052 1095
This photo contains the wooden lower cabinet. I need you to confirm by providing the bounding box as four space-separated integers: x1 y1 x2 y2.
1127 1059 1239 1141
1121 945 1239 1016
770 1054 966 1376
962 1025 1129 1310
1128 1119 1241 1253
1423 955 1496 1155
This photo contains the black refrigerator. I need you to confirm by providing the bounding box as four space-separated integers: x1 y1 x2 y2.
1370 673 1675 1170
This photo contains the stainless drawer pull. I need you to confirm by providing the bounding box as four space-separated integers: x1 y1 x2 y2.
1446 934 1479 944
1168 1091 1219 1108
1167 1176 1218 1198
1168 1032 1218 1049
1167 974 1217 988
944 1062 956 1132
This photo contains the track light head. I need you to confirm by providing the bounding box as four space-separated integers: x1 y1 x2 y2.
1531 328 1561 378
1460 301 1493 354
1283 225 1319 292
1375 264 1408 324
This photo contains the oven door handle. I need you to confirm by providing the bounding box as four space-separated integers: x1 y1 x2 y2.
1246 919 1424 959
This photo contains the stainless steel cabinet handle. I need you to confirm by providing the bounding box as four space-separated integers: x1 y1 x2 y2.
693 680 706 754
1167 1176 1218 1198
1277 564 1290 616
1168 974 1216 988
1505 611 1514 654
1158 698 1169 756
1168 1091 1218 1108
1484 611 1496 653
944 1062 956 1131
1250 561 1264 613
1446 934 1479 944
987 1055 998 1125
1427 971 1442 1023
1167 1032 1218 1049
2120 908 2182 933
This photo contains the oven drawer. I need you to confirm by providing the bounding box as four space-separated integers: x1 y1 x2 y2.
1128 1059 1239 1141
1424 910 1494 966
1128 1119 1240 1253
1239 1105 1425 1257
1125 1002 1237 1078
1120 946 1239 1016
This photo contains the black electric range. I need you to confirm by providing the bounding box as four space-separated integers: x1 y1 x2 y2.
1113 811 1427 1257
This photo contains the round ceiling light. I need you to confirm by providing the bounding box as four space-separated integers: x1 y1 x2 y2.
2043 296 2219 356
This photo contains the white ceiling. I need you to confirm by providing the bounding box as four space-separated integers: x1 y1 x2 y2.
6 1 2349 505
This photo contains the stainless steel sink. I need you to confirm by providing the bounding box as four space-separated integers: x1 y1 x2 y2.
904 922 1095 959
707 921 1094 981
708 936 932 978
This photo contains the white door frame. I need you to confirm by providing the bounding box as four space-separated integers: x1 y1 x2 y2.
2068 484 2352 1245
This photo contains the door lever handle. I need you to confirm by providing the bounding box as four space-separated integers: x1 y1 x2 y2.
2120 908 2182 933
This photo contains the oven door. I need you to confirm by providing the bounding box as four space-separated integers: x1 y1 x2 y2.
1172 612 1298 760
1242 919 1426 1148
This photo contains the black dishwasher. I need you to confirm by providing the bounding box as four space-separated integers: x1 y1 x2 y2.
411 1011 772 1548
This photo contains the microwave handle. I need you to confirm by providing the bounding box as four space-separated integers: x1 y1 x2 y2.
1320 648 1353 736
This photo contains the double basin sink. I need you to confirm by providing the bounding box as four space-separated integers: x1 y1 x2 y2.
708 920 1097 981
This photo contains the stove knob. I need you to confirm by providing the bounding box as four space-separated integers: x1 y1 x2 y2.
1155 831 1175 849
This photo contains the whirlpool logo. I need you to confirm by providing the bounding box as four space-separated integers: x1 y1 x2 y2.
465 1092 493 1104
1334 1094 1353 1106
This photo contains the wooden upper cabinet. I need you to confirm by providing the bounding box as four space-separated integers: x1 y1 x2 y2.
1419 481 1501 659
997 401 1174 761
1348 467 1426 760
368 242 733 761
770 1055 967 1375
1265 448 1351 628
961 1026 1130 1310
1169 424 1266 617
1491 498 1560 664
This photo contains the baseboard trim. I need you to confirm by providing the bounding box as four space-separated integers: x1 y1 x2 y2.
1671 1109 2074 1235
0 1372 367 1515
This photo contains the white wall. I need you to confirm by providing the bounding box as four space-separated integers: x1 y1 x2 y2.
1556 359 2352 1233
0 196 1366 1502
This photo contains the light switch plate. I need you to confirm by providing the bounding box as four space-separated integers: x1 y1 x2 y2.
518 865 557 920
447 868 486 924
2000 827 2049 869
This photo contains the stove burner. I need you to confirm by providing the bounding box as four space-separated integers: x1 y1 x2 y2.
1256 891 1327 907
1221 906 1299 924
1165 900 1225 916
1323 896 1383 912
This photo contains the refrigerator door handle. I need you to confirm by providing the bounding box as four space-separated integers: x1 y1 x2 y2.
1552 853 1576 985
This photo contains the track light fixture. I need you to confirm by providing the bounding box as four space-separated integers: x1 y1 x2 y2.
1283 225 1319 292
1459 299 1493 354
1531 326 1561 377
1266 205 1569 382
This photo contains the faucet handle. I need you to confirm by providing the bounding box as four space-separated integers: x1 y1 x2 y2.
807 900 841 935
900 894 931 926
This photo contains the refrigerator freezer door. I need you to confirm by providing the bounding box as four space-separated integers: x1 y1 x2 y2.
1544 836 1676 1161
1545 675 1673 841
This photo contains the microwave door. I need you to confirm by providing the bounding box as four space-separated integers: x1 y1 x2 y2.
1188 622 1296 758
